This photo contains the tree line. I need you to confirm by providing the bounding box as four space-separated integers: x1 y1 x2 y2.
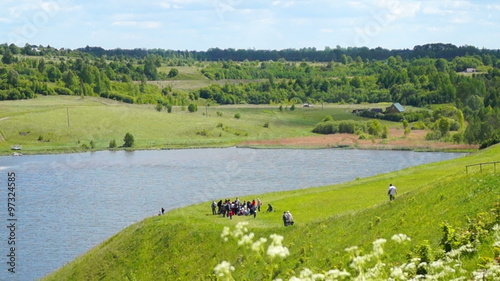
0 42 499 147
2 43 500 63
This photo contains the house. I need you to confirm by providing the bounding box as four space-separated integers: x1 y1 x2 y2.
466 68 476 73
302 103 313 108
385 103 405 113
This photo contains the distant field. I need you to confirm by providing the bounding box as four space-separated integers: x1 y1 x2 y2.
0 96 381 155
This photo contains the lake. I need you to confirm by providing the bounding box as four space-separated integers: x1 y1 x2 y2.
0 148 466 280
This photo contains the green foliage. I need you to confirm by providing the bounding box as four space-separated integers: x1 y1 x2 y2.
313 120 367 134
123 132 134 147
322 115 334 122
290 104 296 111
367 120 383 137
166 104 173 113
109 139 117 148
155 103 163 112
234 112 241 119
437 117 451 135
168 68 179 78
187 103 198 112
0 44 499 145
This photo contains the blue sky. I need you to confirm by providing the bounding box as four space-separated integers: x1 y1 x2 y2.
1 0 499 50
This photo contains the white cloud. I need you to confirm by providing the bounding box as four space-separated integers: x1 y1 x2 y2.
112 21 161 28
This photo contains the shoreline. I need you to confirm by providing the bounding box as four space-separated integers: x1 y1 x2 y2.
1 138 478 157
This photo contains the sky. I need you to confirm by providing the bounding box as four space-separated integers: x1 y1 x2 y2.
1 0 499 51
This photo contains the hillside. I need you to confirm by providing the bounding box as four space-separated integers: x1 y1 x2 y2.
0 96 476 155
42 144 500 280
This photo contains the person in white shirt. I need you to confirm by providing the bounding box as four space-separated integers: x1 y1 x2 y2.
388 183 397 201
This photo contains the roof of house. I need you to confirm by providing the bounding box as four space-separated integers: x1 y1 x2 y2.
392 102 405 112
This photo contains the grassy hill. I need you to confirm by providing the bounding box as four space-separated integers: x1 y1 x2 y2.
42 144 500 280
0 96 402 155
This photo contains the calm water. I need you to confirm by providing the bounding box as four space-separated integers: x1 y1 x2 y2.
0 148 466 280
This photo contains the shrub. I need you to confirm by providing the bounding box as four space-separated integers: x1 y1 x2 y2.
109 139 117 148
322 115 334 122
412 121 427 130
425 130 442 140
166 104 173 113
123 133 134 147
313 120 367 135
263 122 270 128
290 104 295 111
168 68 179 78
234 113 241 119
155 103 163 112
187 103 198 112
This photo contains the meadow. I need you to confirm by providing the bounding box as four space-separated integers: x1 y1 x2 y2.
41 143 500 280
0 95 397 155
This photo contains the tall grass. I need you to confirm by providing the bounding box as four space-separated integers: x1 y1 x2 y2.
42 144 500 280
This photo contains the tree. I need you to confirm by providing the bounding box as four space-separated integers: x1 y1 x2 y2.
188 103 198 112
437 117 451 136
1 48 15 64
123 133 135 147
168 68 179 78
6 70 20 86
155 103 163 112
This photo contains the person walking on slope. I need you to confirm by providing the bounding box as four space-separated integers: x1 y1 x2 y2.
388 183 397 201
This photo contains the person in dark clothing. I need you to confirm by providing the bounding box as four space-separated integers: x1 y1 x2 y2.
266 204 273 212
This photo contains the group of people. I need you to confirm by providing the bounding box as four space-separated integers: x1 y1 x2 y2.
211 198 262 219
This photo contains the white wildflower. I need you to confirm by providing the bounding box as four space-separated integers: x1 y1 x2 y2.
251 237 268 253
325 269 351 279
267 244 290 258
221 226 230 241
266 234 289 258
390 265 407 280
350 254 370 269
344 246 358 254
391 233 411 244
232 222 249 238
372 238 386 257
214 260 235 278
299 268 313 278
238 232 255 246
311 273 325 280
269 233 285 245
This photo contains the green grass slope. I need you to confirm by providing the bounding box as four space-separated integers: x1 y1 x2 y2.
0 96 372 155
42 145 500 280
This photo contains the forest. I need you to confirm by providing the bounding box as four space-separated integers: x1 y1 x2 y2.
0 43 499 147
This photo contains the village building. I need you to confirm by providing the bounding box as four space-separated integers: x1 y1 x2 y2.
385 103 405 113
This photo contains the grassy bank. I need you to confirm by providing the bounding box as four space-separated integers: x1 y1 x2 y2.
0 96 398 155
0 96 476 155
42 144 499 280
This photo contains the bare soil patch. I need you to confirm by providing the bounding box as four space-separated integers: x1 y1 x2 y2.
239 128 478 151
